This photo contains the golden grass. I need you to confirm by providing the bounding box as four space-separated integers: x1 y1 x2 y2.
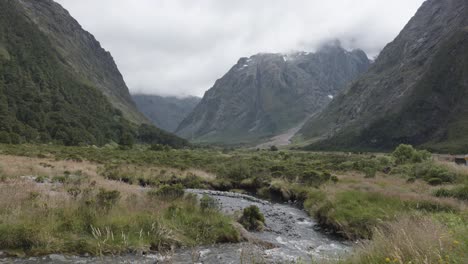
322 171 467 211
0 154 239 256
0 155 167 213
345 215 464 264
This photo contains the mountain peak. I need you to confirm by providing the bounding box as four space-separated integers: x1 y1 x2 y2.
300 0 468 153
176 46 370 144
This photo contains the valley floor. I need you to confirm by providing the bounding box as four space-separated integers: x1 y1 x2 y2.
0 144 466 263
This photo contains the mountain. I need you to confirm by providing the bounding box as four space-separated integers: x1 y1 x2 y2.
299 0 468 154
0 0 187 147
16 0 147 124
132 95 201 132
176 44 370 144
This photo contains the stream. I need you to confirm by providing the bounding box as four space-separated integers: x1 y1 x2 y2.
1 190 351 264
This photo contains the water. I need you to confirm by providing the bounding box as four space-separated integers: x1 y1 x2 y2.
1 190 351 264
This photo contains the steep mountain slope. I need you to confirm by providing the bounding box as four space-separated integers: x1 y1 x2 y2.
16 0 147 124
0 0 187 147
132 94 201 132
176 44 370 144
299 0 468 154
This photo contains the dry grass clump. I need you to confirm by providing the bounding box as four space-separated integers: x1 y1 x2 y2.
343 215 466 264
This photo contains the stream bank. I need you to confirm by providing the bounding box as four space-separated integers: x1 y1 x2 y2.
1 190 352 264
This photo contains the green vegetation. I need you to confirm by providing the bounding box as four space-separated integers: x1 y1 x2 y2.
0 177 238 256
0 143 466 263
238 205 265 231
435 185 468 201
0 1 187 148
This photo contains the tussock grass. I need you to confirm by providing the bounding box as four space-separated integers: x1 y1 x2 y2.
0 155 238 256
340 215 467 264
0 143 466 263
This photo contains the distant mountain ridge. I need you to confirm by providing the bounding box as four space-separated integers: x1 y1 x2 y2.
176 44 370 144
299 0 468 153
133 95 201 132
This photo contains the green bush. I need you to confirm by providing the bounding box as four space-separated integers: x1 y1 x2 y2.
224 163 251 181
301 170 331 186
428 178 443 186
331 175 339 183
149 184 185 200
412 162 457 184
392 144 431 164
238 205 265 231
364 167 376 178
35 176 47 183
200 195 220 212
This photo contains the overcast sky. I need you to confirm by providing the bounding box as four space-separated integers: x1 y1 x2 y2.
56 0 425 98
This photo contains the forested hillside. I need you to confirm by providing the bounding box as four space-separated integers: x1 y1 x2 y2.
0 0 187 147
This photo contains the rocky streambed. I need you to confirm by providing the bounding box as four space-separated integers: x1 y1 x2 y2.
1 190 351 264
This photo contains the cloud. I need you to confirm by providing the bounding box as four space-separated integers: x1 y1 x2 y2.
56 0 425 97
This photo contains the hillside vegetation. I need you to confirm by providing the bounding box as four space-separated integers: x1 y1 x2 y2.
0 1 187 148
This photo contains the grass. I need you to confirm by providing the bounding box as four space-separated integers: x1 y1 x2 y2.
0 143 466 263
0 155 239 256
338 214 468 264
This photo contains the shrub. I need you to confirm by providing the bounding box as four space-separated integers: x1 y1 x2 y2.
224 163 251 181
238 205 265 231
412 162 457 184
52 175 67 183
149 184 185 200
35 176 47 183
67 187 82 199
270 145 278 152
301 170 331 186
364 167 376 178
392 144 431 164
96 189 121 211
200 195 220 212
331 175 339 183
393 144 417 164
427 178 443 186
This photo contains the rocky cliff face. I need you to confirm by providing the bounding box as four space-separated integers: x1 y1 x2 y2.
300 0 468 153
133 95 201 132
176 44 370 144
16 0 147 124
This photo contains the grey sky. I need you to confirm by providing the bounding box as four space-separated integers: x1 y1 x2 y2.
56 0 425 97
